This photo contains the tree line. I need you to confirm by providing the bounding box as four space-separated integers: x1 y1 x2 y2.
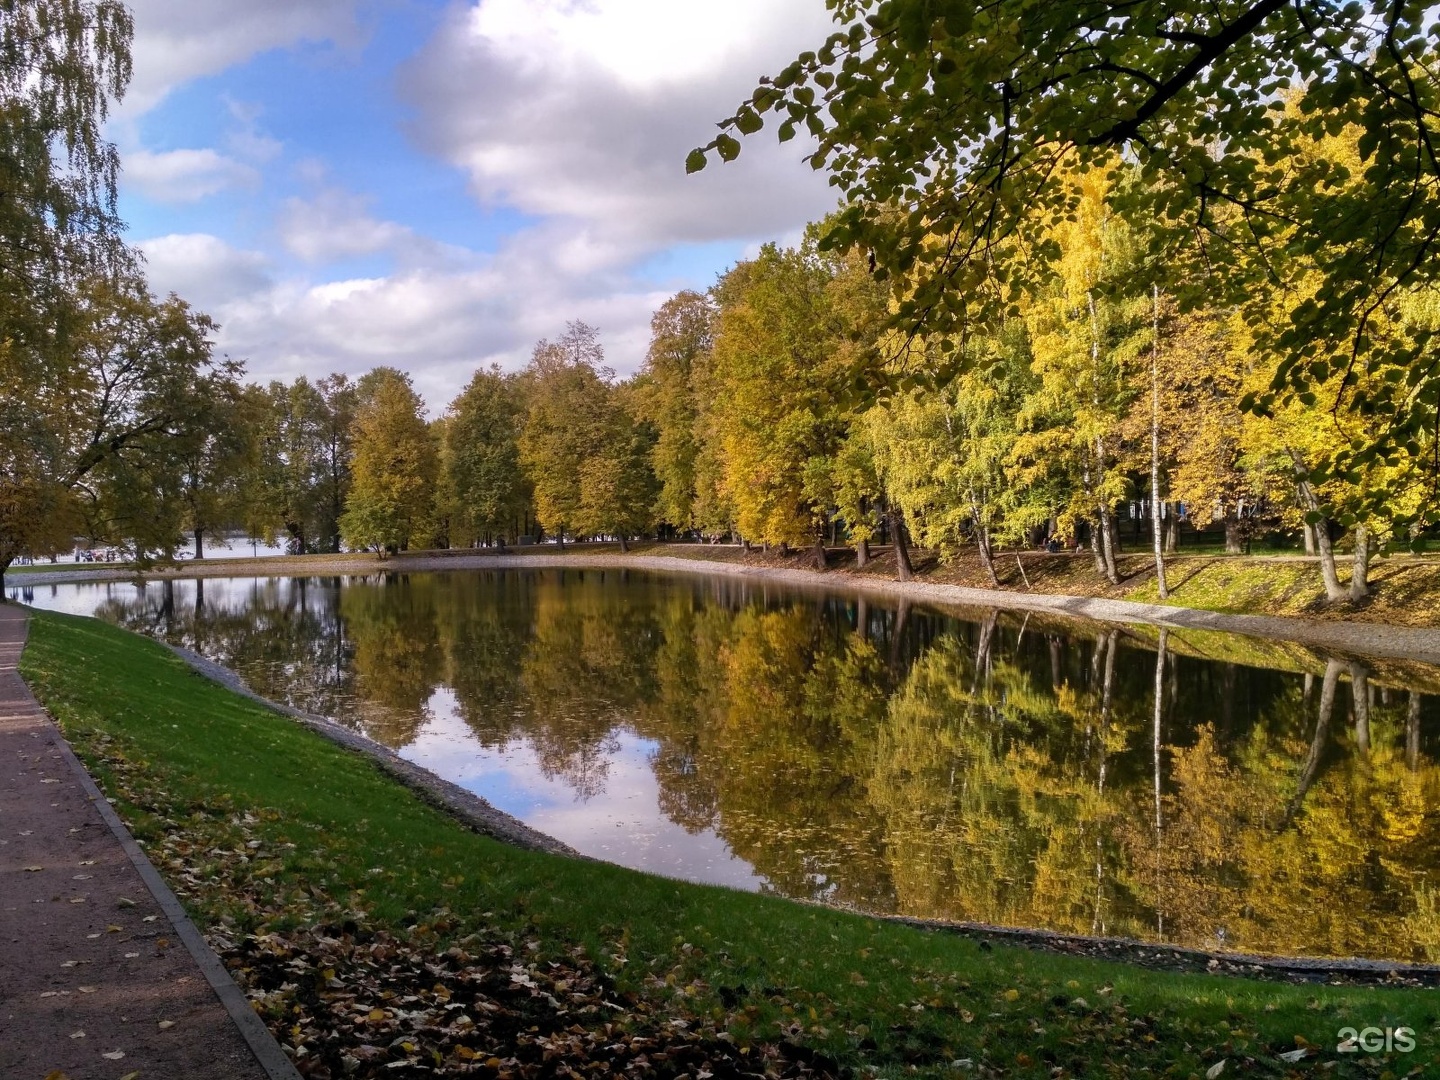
9 166 1437 610
4 2 1436 609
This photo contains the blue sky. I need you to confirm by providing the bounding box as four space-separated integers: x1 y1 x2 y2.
113 0 838 410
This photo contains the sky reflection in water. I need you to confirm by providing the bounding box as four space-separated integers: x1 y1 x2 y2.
12 567 1440 962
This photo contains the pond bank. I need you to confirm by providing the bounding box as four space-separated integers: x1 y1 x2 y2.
11 545 1440 664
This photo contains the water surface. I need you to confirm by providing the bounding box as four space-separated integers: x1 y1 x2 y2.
13 568 1440 961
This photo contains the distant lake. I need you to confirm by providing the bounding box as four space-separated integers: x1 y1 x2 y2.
13 568 1440 961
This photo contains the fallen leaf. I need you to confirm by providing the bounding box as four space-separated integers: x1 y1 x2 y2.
101 1050 126 1060
120 1073 142 1080
116 897 136 908
78 986 98 994
1279 1048 1311 1063
124 952 140 959
157 1020 176 1030
142 915 157 923
1206 1061 1227 1079
1003 989 1020 1002
23 865 43 872
69 1030 85 1039
43 1071 71 1080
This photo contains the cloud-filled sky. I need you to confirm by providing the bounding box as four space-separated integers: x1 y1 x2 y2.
114 0 838 410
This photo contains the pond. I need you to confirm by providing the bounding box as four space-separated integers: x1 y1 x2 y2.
12 568 1440 962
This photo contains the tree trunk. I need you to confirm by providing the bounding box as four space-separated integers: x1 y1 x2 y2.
1097 502 1120 584
1223 512 1244 555
1351 661 1371 754
1350 525 1371 602
1293 464 1346 602
194 528 205 560
1164 509 1179 554
1408 691 1422 771
1302 520 1316 555
1289 657 1343 820
740 537 751 554
812 537 828 569
855 538 870 568
888 506 914 582
1153 628 1168 831
969 497 999 587
1150 299 1168 599
975 526 999 587
1089 518 1107 577
619 535 629 553
0 556 9 597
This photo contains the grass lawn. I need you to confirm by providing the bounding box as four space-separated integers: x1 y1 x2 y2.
17 608 1440 1078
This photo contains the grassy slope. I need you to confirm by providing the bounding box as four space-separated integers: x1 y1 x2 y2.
18 609 1439 1077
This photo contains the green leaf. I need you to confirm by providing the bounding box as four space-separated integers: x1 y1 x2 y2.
715 135 742 162
685 149 708 174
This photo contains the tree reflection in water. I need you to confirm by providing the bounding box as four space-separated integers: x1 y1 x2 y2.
51 568 1440 961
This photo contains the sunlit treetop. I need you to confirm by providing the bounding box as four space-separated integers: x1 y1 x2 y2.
690 0 1440 419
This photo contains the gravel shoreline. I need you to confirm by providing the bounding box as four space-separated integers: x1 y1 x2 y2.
12 548 1440 664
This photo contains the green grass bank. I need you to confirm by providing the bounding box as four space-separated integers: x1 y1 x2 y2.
17 609 1440 1078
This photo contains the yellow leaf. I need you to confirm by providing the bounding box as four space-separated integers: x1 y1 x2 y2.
368 1008 386 1022
1003 988 1020 1002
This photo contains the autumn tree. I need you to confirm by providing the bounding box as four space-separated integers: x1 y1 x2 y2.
519 322 622 546
635 291 714 533
340 369 438 554
706 239 882 564
576 383 659 551
2 274 222 584
697 0 1440 540
441 365 529 547
169 377 263 558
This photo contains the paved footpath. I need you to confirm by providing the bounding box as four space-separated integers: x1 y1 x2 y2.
0 603 288 1080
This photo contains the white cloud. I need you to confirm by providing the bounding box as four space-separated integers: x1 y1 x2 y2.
139 233 273 313
123 2 846 406
279 188 413 263
400 0 839 267
134 228 666 410
123 0 366 114
123 148 258 203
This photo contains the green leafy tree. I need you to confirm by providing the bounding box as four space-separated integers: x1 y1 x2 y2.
576 384 659 550
2 274 221 584
441 365 530 547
